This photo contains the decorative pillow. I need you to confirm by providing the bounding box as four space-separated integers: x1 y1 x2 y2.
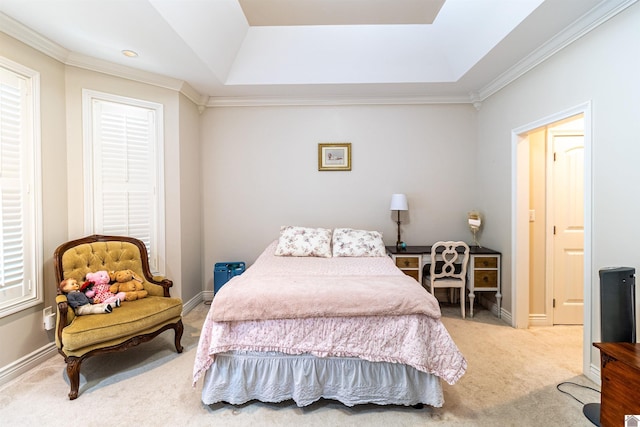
332 228 386 257
274 226 333 257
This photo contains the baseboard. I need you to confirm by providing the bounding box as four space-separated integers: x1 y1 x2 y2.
182 292 207 314
0 342 58 388
202 290 214 302
587 362 601 384
500 308 513 325
529 314 551 327
476 294 511 324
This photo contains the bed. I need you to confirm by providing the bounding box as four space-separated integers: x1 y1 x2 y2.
193 227 467 407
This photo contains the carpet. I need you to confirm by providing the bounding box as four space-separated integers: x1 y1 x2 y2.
0 302 598 426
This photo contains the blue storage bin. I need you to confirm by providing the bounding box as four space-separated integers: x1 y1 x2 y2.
214 262 246 294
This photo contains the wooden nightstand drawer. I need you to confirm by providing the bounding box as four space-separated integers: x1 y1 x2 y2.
474 256 498 268
474 270 497 288
395 256 419 269
388 251 422 283
404 270 419 281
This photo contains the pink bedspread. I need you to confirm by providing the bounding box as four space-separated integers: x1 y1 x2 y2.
211 274 442 322
193 242 467 387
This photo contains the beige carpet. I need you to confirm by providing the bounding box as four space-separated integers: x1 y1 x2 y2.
0 302 598 426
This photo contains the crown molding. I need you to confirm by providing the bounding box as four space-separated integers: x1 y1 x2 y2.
0 12 69 62
476 0 638 102
2 0 636 109
179 82 208 108
68 52 206 107
65 52 185 91
206 94 472 108
0 11 206 107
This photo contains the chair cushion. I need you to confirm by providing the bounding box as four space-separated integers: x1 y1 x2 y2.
60 296 182 353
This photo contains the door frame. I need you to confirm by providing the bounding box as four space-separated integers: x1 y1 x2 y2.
511 101 595 381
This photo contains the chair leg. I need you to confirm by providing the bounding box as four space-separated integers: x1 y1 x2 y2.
66 356 82 400
426 280 435 296
174 319 184 353
461 287 466 319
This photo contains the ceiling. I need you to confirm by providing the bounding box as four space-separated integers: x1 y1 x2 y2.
0 0 626 106
238 0 445 26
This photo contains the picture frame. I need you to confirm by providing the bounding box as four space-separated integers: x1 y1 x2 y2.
318 143 351 171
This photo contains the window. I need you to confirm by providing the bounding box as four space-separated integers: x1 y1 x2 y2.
83 90 165 274
0 58 42 317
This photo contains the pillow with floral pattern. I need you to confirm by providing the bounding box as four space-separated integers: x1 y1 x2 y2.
332 228 386 257
274 226 333 257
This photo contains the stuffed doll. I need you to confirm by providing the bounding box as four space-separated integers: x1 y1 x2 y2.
59 278 119 315
85 270 125 305
109 270 148 301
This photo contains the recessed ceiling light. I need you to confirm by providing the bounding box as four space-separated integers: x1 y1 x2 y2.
121 50 138 58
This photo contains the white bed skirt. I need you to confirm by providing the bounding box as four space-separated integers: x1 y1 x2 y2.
201 351 444 408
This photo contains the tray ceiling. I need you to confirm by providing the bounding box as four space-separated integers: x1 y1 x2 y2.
238 0 445 26
0 0 628 105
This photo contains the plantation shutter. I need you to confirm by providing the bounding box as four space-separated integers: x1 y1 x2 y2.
0 66 35 309
92 100 158 270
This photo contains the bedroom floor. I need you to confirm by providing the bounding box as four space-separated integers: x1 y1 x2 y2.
0 302 595 426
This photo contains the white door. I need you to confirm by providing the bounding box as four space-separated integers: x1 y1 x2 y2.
552 134 584 325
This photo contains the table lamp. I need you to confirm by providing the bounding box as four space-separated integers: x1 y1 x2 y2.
390 194 408 249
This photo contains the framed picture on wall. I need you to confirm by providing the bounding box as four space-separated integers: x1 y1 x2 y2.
318 143 351 171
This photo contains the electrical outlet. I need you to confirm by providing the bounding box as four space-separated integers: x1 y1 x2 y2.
43 306 55 330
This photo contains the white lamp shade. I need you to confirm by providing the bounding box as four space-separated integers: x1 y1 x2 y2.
390 194 408 211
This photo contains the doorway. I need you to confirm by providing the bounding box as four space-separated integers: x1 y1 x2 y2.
528 118 585 326
511 102 594 381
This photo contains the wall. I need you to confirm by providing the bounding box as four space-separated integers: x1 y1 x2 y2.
0 34 67 368
179 93 203 305
476 2 640 374
201 104 478 291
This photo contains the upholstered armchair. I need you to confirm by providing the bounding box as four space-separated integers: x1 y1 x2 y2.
53 234 184 400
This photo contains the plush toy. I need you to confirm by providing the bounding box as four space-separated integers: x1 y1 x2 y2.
109 269 148 301
59 278 119 315
85 270 125 305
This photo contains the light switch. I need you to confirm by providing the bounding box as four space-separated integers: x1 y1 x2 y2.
529 209 535 222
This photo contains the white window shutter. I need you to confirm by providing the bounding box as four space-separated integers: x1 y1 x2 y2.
0 61 40 314
1 71 25 300
91 100 158 269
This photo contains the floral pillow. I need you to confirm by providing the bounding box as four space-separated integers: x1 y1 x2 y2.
274 226 333 257
332 228 386 257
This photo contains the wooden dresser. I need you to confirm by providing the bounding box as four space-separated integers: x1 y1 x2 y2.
593 342 640 427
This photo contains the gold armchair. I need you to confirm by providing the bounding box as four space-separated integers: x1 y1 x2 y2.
54 234 184 400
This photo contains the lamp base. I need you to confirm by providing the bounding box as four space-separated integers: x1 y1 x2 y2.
583 403 600 426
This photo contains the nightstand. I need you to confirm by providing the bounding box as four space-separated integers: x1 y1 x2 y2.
467 248 501 318
386 246 430 283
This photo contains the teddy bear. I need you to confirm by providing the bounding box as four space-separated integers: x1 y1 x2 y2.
60 278 118 315
85 270 126 305
109 269 148 301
